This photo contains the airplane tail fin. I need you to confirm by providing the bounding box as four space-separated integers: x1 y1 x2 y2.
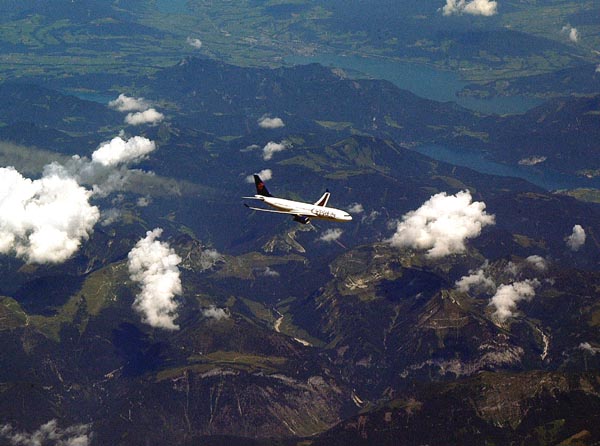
314 189 330 207
254 175 272 197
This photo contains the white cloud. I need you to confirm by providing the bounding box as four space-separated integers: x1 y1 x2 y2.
246 169 272 183
262 141 290 161
260 266 280 277
109 94 165 125
347 203 364 214
137 196 151 207
455 262 496 294
0 133 159 264
65 158 129 198
62 134 158 198
0 419 93 446
125 108 164 126
91 166 135 198
569 28 579 43
489 279 540 322
443 0 497 16
202 305 230 320
504 261 519 277
561 25 579 43
566 224 586 251
258 115 285 129
526 255 547 271
388 190 495 258
319 228 343 243
0 165 99 264
579 342 599 355
361 210 380 224
108 94 150 112
128 228 182 330
186 36 202 49
596 64 600 74
199 248 223 271
100 208 121 227
518 156 546 166
92 135 156 167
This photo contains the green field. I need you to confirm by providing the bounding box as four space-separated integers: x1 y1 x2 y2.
0 1 597 85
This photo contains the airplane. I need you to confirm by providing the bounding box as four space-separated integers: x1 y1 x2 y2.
243 175 352 224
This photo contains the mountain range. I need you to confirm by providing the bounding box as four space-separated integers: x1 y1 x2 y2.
0 56 599 445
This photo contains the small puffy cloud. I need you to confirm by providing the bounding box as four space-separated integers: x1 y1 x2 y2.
503 257 548 278
526 255 547 271
596 64 600 74
260 266 280 277
443 0 497 16
0 419 93 446
518 156 546 166
109 94 165 125
128 228 182 330
504 261 519 277
388 190 495 258
569 28 579 43
489 279 540 322
561 25 579 42
455 262 496 294
186 36 202 49
108 94 150 112
246 169 272 183
202 305 230 320
579 342 599 355
200 248 223 271
92 135 156 167
347 203 364 214
258 115 285 129
0 165 99 264
362 210 380 224
319 228 343 243
137 196 151 207
100 208 121 227
566 224 586 251
125 108 164 126
262 141 290 161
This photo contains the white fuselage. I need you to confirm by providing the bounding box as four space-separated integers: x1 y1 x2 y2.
255 195 352 222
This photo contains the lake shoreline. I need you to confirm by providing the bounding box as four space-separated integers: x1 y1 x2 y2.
286 53 544 115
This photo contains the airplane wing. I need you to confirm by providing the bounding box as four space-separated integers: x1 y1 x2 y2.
244 204 313 217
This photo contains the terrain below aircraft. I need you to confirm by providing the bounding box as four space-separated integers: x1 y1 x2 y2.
243 175 352 224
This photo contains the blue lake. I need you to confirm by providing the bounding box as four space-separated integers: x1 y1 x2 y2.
414 144 600 191
155 0 189 14
70 91 116 105
286 54 543 115
64 53 589 191
285 54 597 190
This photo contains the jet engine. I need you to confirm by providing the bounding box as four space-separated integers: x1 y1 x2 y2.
293 215 311 224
